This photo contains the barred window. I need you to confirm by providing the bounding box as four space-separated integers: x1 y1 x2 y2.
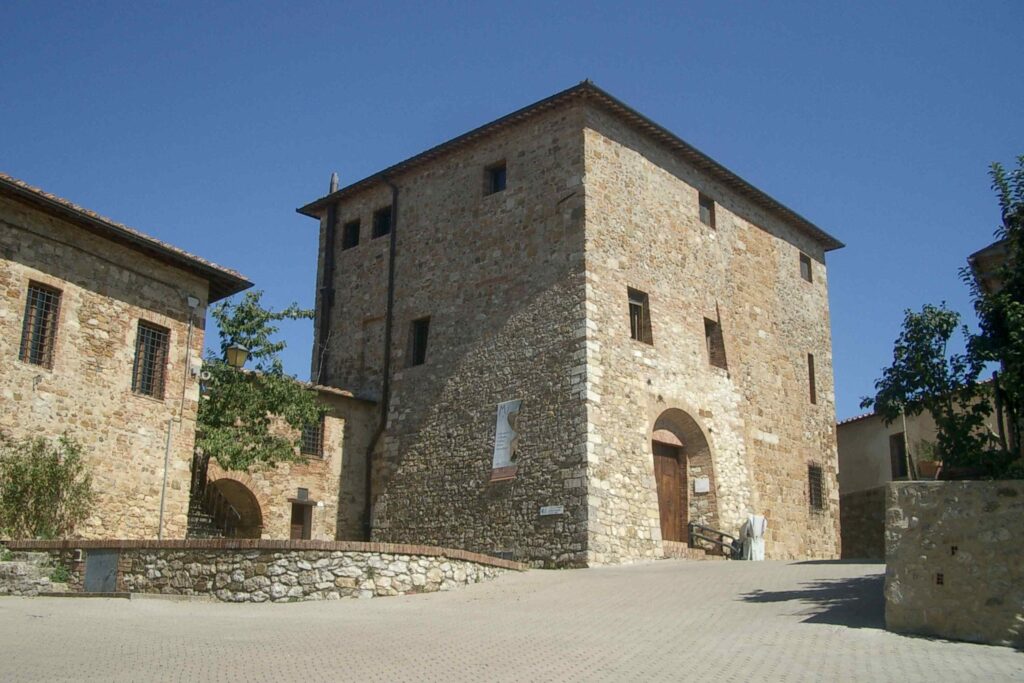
132 321 169 398
808 463 825 511
301 418 324 458
19 283 61 368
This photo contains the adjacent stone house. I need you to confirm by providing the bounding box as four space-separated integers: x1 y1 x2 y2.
298 82 844 566
0 172 251 539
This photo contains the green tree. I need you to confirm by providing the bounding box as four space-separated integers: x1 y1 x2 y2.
864 156 1024 479
965 155 1024 467
0 434 96 539
196 291 325 473
860 304 1001 473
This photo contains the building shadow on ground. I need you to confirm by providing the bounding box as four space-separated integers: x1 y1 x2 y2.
739 572 885 630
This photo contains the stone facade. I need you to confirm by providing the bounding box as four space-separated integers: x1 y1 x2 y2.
5 540 523 603
839 486 886 559
204 387 376 541
300 82 843 565
0 176 250 540
885 481 1024 648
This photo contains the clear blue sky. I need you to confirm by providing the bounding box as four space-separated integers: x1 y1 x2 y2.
2 1 1021 419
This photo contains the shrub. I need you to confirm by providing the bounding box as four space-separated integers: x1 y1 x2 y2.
0 434 96 539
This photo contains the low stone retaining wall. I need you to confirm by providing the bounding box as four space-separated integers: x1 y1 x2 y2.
840 486 886 560
0 551 68 597
885 481 1024 648
5 540 526 603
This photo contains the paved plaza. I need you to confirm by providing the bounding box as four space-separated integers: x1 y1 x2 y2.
1 559 1020 681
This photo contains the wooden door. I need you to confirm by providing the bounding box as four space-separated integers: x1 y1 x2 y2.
653 442 686 542
290 504 312 540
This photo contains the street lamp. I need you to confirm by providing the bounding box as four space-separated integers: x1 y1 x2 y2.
225 344 249 369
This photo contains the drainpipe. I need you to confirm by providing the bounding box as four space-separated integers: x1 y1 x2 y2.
363 176 400 541
313 173 340 383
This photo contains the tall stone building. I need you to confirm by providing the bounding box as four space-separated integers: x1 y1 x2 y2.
0 173 251 539
298 82 844 566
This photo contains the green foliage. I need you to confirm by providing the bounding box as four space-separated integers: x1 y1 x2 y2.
196 291 325 472
0 434 96 539
50 563 70 583
0 546 11 562
864 156 1024 479
860 304 998 471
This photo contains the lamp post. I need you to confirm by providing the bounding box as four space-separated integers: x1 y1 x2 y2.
225 344 249 370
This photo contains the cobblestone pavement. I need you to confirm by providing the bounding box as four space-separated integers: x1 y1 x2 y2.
1 560 1021 682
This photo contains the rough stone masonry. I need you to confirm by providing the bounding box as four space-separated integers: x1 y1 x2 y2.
298 82 844 566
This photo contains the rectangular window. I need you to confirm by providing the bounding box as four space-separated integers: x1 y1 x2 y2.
889 433 908 479
341 220 360 250
699 193 716 229
372 206 392 238
300 418 324 458
807 353 817 405
409 317 430 366
627 288 653 344
485 161 507 195
808 463 825 511
704 318 727 370
799 253 813 282
19 282 61 368
132 321 170 399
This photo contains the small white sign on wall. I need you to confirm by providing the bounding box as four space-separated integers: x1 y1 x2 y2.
693 477 711 494
540 505 565 516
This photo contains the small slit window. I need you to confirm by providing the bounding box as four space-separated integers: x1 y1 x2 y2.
704 318 727 370
372 206 392 239
132 321 170 399
409 317 430 367
301 418 324 458
19 282 61 369
800 253 813 282
485 161 507 195
628 288 653 345
808 463 825 511
341 220 360 250
699 193 716 229
807 353 817 405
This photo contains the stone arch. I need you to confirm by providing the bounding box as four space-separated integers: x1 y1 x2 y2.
650 408 720 539
209 477 264 539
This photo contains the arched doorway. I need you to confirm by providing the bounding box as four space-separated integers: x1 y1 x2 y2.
207 478 263 539
651 408 713 542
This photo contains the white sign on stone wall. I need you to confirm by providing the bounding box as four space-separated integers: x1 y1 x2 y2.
693 477 711 494
492 399 523 469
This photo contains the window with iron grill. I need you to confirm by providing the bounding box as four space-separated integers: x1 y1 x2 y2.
808 463 825 511
372 206 392 238
300 418 324 458
19 282 61 368
628 288 653 344
699 193 716 229
132 321 169 398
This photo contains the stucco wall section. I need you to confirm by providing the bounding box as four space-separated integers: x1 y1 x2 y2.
1 196 208 539
581 106 839 562
885 481 1024 648
315 106 590 566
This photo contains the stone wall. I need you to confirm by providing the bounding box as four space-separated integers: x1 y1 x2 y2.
839 486 885 559
206 388 376 541
6 540 524 603
581 106 840 562
885 481 1024 648
314 105 590 566
1 195 209 539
